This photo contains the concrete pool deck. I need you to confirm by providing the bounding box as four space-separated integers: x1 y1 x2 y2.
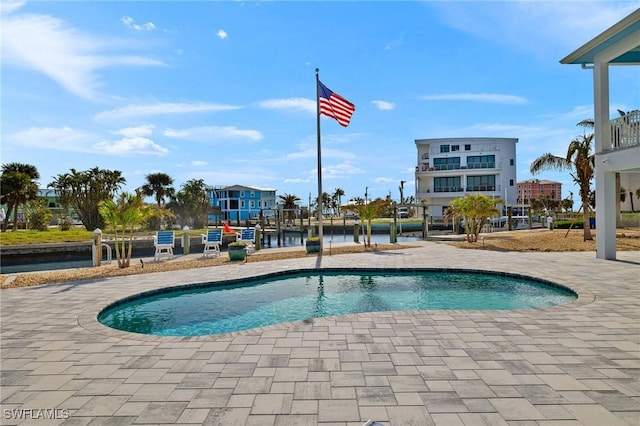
1 242 639 425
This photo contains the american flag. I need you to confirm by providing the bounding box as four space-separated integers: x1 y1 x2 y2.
318 81 355 127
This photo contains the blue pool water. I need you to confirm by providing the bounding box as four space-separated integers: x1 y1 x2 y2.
98 269 576 337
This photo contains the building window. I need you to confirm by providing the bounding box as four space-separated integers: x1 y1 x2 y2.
440 145 450 153
467 175 496 191
240 201 245 208
433 157 460 170
467 155 495 169
451 145 460 151
510 179 514 186
250 191 255 197
250 201 255 208
510 159 514 166
464 144 471 151
240 191 245 197
434 176 462 192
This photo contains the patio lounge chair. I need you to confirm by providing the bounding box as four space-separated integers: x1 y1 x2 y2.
236 227 256 254
201 229 222 258
153 230 175 261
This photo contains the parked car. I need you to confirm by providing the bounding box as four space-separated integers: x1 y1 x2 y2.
398 207 409 219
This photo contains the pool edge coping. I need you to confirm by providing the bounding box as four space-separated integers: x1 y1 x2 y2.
78 266 594 342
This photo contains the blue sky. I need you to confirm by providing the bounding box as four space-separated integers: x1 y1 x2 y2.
2 1 639 206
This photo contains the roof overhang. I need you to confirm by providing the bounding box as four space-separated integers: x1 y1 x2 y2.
560 9 640 65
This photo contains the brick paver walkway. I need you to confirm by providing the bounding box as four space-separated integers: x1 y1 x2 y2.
1 242 639 425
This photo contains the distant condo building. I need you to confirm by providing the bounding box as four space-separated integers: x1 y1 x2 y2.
414 137 518 219
517 179 562 204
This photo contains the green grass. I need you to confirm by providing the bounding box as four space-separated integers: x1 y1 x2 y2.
0 227 228 246
0 228 96 245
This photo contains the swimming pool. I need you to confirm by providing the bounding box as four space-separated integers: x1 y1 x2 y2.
98 268 577 337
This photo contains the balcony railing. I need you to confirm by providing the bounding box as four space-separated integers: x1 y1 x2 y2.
610 110 640 150
418 185 501 196
415 162 499 173
466 185 499 192
433 186 464 193
466 162 495 169
433 164 461 171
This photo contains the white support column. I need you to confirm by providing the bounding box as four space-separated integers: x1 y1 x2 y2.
593 62 609 154
596 168 617 259
593 62 616 259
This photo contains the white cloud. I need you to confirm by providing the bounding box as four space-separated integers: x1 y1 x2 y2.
6 127 95 152
420 93 528 105
286 144 356 161
1 12 164 100
191 160 208 167
373 177 395 183
6 125 168 156
257 98 316 113
384 37 403 51
121 16 156 31
283 177 310 184
186 170 277 186
95 102 242 120
304 162 364 180
372 100 395 111
114 124 154 138
94 137 168 156
323 163 365 179
430 2 639 56
163 126 263 142
0 0 25 14
217 29 228 39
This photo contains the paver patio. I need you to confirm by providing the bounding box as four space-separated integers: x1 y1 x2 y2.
1 242 639 425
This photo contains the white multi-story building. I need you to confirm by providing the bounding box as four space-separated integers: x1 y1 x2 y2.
414 137 518 218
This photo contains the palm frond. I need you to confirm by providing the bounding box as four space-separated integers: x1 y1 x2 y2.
529 153 571 175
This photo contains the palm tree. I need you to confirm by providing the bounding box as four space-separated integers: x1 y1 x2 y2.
332 188 345 216
49 167 126 231
347 197 390 247
530 121 595 240
140 172 175 230
0 163 40 232
278 193 300 224
140 172 175 208
445 194 500 243
99 192 153 268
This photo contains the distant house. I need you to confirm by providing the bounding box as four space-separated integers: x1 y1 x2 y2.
210 185 277 222
0 188 75 225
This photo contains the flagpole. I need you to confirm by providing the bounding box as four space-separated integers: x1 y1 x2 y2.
315 68 323 248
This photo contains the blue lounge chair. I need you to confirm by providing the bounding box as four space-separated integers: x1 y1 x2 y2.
236 228 256 254
153 231 174 261
201 229 222 258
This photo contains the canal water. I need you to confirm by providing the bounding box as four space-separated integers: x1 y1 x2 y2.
2 233 422 274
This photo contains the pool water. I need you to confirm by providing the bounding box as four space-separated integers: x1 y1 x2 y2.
98 269 576 337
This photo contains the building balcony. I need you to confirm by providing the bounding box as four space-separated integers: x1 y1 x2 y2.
466 162 496 169
610 110 640 151
466 185 500 192
415 162 499 175
433 186 464 193
417 185 502 199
